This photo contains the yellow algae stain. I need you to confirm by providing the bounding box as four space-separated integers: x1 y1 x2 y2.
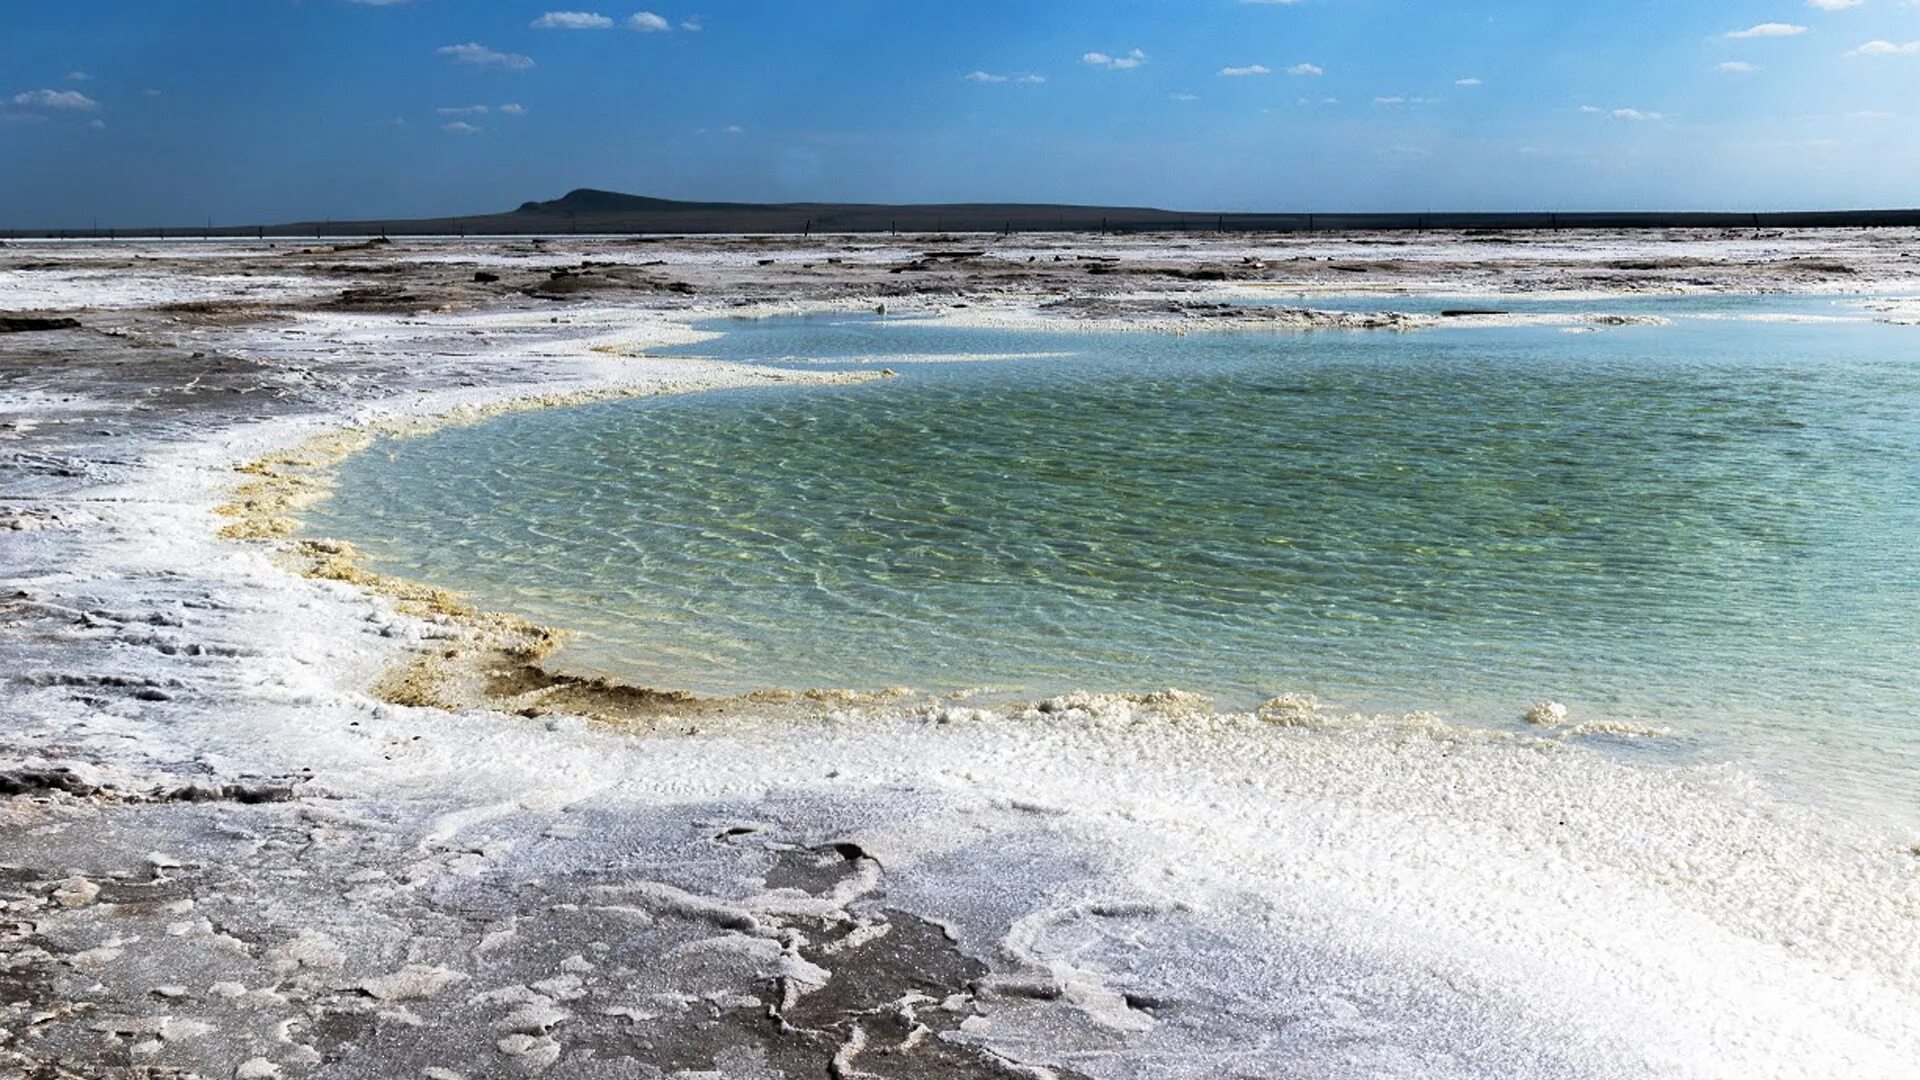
209 370 892 730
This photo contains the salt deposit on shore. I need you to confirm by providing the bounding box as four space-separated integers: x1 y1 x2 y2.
4 233 1917 1078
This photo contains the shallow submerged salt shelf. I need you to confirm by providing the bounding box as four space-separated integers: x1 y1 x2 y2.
304 299 1920 825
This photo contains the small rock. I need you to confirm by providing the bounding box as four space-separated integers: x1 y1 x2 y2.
235 1058 280 1080
359 964 467 1002
265 930 344 973
496 1033 562 1073
497 1001 569 1035
51 875 100 908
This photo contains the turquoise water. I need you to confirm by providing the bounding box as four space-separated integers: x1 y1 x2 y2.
309 305 1920 821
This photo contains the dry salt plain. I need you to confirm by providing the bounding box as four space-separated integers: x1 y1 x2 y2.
2 230 1918 1079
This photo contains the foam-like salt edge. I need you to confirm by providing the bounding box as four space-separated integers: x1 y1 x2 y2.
9 292 1920 1077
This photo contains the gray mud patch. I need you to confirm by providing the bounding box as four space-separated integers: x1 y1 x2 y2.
0 791 1097 1078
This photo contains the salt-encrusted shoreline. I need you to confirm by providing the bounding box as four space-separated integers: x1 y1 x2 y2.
4 235 1919 1079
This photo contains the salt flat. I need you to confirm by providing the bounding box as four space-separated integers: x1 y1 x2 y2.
3 232 1917 1079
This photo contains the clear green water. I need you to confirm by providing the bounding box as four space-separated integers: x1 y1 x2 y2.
308 306 1920 821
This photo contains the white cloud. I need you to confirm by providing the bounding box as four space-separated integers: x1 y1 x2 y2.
1577 104 1604 113
680 17 702 31
531 11 613 29
88 118 106 130
1850 39 1920 55
1610 107 1666 121
138 88 162 97
1807 0 1862 9
964 71 1044 84
499 102 527 115
437 43 535 70
441 121 482 134
65 71 91 82
1287 63 1324 76
724 124 743 134
1374 96 1406 105
1084 49 1146 70
1219 64 1271 76
436 104 489 115
10 89 100 110
629 11 671 32
1170 92 1200 101
1847 109 1896 120
1455 77 1482 86
1718 60 1759 72
1727 22 1807 38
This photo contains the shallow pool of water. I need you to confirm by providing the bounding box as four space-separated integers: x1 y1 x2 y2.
307 303 1920 823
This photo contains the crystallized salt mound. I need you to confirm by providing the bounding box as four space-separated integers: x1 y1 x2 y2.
1258 693 1321 725
1525 700 1570 727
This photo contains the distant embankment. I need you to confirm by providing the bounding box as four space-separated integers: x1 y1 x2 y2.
12 189 1920 239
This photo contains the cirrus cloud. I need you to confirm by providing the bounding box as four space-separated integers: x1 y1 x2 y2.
1849 39 1920 55
532 11 613 29
437 43 535 70
1084 49 1146 70
10 89 100 110
1726 23 1807 38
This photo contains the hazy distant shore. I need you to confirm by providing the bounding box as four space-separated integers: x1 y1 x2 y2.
10 188 1920 242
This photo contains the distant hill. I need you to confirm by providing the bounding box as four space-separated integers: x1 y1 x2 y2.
11 189 1920 239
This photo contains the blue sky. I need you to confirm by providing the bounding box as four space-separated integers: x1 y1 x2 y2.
3 1 1918 226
